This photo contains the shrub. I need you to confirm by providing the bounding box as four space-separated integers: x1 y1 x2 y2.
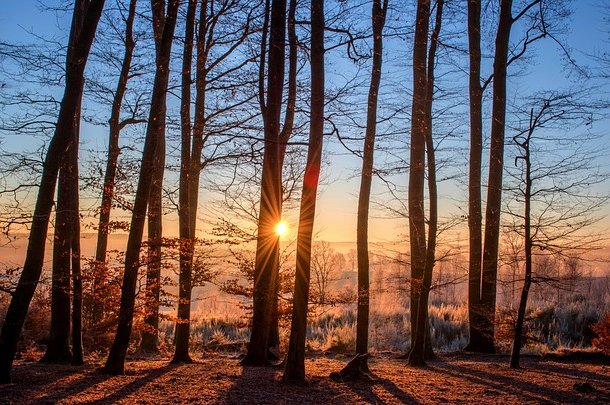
591 312 610 354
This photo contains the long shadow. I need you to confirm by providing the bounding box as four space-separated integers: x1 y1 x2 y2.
430 361 607 403
93 363 179 403
4 362 111 403
24 361 178 404
344 371 420 405
534 360 610 384
220 361 361 404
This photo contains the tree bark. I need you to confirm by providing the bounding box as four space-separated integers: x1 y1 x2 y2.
243 0 286 367
70 100 84 366
510 109 533 369
267 0 298 356
103 0 180 375
0 0 106 384
283 0 324 383
355 0 388 365
172 0 198 363
480 0 513 354
41 156 73 364
93 0 138 327
406 0 430 367
465 0 485 352
409 0 443 366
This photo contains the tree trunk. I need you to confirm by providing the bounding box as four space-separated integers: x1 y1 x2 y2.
243 0 286 367
465 0 485 353
267 0 298 356
283 0 324 383
480 0 513 354
355 0 388 366
409 0 443 366
172 0 198 363
70 100 84 366
93 0 138 327
0 0 105 384
406 0 430 367
41 156 73 364
103 0 180 375
510 110 533 369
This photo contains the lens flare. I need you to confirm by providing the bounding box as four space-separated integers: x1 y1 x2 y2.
275 221 288 237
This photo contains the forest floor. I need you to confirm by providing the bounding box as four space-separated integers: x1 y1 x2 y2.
0 351 608 404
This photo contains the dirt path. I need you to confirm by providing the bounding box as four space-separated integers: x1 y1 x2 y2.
0 353 608 404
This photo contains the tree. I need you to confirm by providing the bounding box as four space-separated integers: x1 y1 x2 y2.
505 94 608 368
465 0 485 352
93 0 140 326
283 0 324 382
408 0 444 366
466 0 568 353
354 0 388 371
243 0 286 366
104 0 180 375
311 241 345 305
0 0 106 384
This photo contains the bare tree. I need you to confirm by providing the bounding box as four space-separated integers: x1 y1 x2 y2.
93 0 141 326
283 0 325 382
0 0 106 384
243 0 286 366
506 93 608 368
103 0 181 375
354 0 388 371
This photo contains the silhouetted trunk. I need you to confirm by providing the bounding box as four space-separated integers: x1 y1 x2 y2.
244 0 286 366
93 0 138 326
406 0 430 367
510 109 533 369
355 0 388 366
409 0 443 366
465 0 485 352
0 0 105 384
283 0 324 383
41 156 73 364
268 0 297 355
480 0 513 354
70 101 84 366
172 0 198 363
104 0 180 375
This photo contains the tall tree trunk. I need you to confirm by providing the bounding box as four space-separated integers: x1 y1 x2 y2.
141 0 174 356
243 0 286 367
465 0 484 352
510 109 533 369
41 157 73 364
283 0 324 383
480 0 513 354
355 0 388 367
409 0 443 366
268 0 298 356
406 0 430 366
172 0 198 363
104 0 180 375
93 0 138 327
0 0 106 384
70 99 84 366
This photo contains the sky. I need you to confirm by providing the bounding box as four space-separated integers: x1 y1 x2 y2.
0 0 609 246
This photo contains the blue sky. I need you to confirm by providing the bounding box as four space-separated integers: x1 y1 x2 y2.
1 0 608 243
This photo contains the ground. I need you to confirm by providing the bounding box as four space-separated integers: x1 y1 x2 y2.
0 352 608 404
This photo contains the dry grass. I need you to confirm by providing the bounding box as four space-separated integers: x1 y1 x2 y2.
0 352 608 404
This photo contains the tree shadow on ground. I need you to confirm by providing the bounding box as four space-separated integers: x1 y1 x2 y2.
430 358 609 404
343 372 420 404
3 360 179 404
220 361 359 404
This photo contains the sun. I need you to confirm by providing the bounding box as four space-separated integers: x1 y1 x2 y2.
275 221 288 237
